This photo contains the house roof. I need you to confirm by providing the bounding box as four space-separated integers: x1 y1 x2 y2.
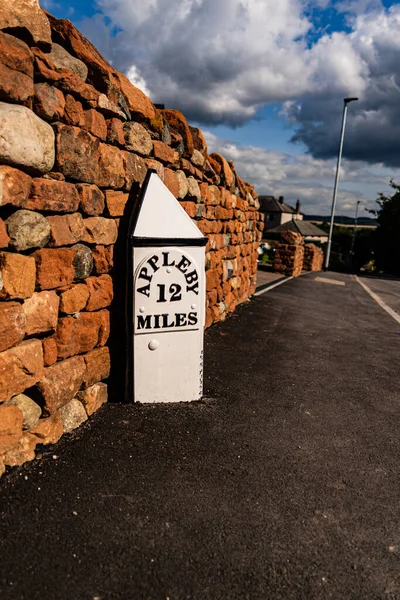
258 196 297 215
268 219 329 238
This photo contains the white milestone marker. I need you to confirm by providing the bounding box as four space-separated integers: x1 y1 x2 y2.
128 170 207 403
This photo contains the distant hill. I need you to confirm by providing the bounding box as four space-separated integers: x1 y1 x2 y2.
304 214 378 227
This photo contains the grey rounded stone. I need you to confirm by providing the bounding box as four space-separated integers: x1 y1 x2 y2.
60 398 87 433
0 102 55 174
6 210 51 251
6 393 41 430
72 243 93 280
48 43 88 82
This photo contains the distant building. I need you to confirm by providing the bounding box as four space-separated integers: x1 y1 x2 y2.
259 195 328 243
259 196 303 230
268 219 328 244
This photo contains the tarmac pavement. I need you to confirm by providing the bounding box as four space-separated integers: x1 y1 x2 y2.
1 271 399 600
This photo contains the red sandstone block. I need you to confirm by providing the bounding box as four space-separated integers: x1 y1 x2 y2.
164 168 179 197
0 339 44 402
85 275 113 311
105 190 128 217
0 405 23 454
42 337 58 367
30 413 63 445
33 248 75 290
0 33 34 104
23 291 59 335
0 166 32 208
55 312 104 360
0 302 25 353
34 83 65 121
152 141 179 165
82 346 110 388
35 355 86 415
92 245 114 274
84 109 107 141
107 118 125 146
180 201 197 218
206 269 219 292
64 94 84 127
59 283 89 314
47 213 85 247
76 183 105 216
0 252 36 300
27 179 80 213
0 219 10 248
77 382 107 416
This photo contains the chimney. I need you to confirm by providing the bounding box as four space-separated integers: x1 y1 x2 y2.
278 196 284 204
296 199 301 213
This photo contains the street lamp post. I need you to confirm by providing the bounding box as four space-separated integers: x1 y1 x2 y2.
349 199 361 270
324 97 359 270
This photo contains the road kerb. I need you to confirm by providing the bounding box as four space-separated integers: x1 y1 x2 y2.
355 275 400 325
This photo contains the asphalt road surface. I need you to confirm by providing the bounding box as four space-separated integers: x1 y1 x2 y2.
1 272 399 600
358 275 400 316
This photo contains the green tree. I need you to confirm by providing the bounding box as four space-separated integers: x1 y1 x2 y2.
372 180 400 275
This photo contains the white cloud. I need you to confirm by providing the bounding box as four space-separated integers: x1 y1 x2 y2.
204 130 400 215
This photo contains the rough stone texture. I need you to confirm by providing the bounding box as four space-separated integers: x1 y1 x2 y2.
0 32 34 104
92 245 113 274
0 339 44 402
85 275 113 311
84 109 107 141
123 151 147 188
23 290 59 335
83 346 110 388
161 109 194 158
0 252 36 299
41 336 57 367
34 83 65 121
5 393 41 430
273 243 305 278
55 312 108 359
115 72 156 123
72 244 93 279
77 382 107 416
33 248 75 290
30 413 63 445
6 209 51 251
0 302 25 352
47 213 84 247
107 118 125 146
124 122 153 156
187 177 201 202
2 432 37 466
176 170 189 199
82 217 118 246
59 398 88 433
0 166 32 208
304 243 324 272
35 355 86 414
27 178 80 212
64 94 84 126
60 283 89 314
0 404 23 454
0 0 52 50
153 141 179 165
48 43 88 81
0 102 55 174
164 168 180 198
76 184 105 216
105 190 128 217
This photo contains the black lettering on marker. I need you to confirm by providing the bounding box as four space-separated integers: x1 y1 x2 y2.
137 284 150 297
188 312 198 326
138 267 152 282
175 313 187 327
162 313 175 328
137 315 151 330
176 256 191 274
162 252 175 267
147 254 159 273
154 314 161 329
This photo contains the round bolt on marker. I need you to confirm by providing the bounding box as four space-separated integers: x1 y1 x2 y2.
166 267 172 274
148 340 159 351
191 304 196 309
139 307 145 313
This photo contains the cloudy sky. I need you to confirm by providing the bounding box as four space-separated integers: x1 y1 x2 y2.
43 0 400 216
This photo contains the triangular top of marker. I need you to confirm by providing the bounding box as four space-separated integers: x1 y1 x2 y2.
131 170 205 240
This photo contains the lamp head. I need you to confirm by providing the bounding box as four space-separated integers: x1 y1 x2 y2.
344 97 359 104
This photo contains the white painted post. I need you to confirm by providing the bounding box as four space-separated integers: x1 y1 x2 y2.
128 170 207 403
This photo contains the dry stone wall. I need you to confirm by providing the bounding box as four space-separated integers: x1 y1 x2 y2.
273 232 305 277
0 1 263 476
304 243 324 271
